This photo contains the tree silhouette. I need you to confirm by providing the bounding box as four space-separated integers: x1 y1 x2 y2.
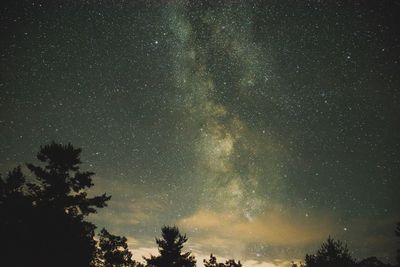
305 236 356 267
26 142 110 217
224 259 242 267
358 256 392 267
0 142 111 267
204 254 224 267
204 254 242 267
98 228 136 267
0 166 35 267
145 226 196 267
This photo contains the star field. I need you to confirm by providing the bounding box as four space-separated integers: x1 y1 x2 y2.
1 1 399 266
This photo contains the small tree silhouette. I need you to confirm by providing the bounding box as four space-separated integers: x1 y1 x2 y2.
145 226 196 267
305 236 356 267
224 259 242 267
204 254 224 267
204 254 242 267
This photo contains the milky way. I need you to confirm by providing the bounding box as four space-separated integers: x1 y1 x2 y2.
1 1 399 266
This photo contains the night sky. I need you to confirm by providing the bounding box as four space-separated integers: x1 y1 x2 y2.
1 1 400 266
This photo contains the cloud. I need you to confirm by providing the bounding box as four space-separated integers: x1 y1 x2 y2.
242 260 279 267
88 175 165 229
130 246 159 263
178 208 335 254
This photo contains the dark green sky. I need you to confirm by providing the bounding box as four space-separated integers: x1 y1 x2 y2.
1 1 399 266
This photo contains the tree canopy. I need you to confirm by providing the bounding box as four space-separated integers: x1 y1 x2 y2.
204 254 242 267
358 257 392 267
145 226 196 267
0 142 112 267
305 236 356 267
98 228 136 267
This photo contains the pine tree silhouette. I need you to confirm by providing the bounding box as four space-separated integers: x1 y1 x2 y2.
145 226 196 267
305 236 356 267
0 142 111 267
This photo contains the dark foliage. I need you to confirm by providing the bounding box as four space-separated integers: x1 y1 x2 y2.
145 226 196 267
98 228 136 267
304 236 396 267
204 254 242 267
0 142 111 267
305 236 356 267
358 257 392 267
204 254 223 267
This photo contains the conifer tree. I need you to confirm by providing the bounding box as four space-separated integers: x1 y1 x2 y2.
98 228 135 267
305 236 356 267
0 142 111 267
145 226 196 267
